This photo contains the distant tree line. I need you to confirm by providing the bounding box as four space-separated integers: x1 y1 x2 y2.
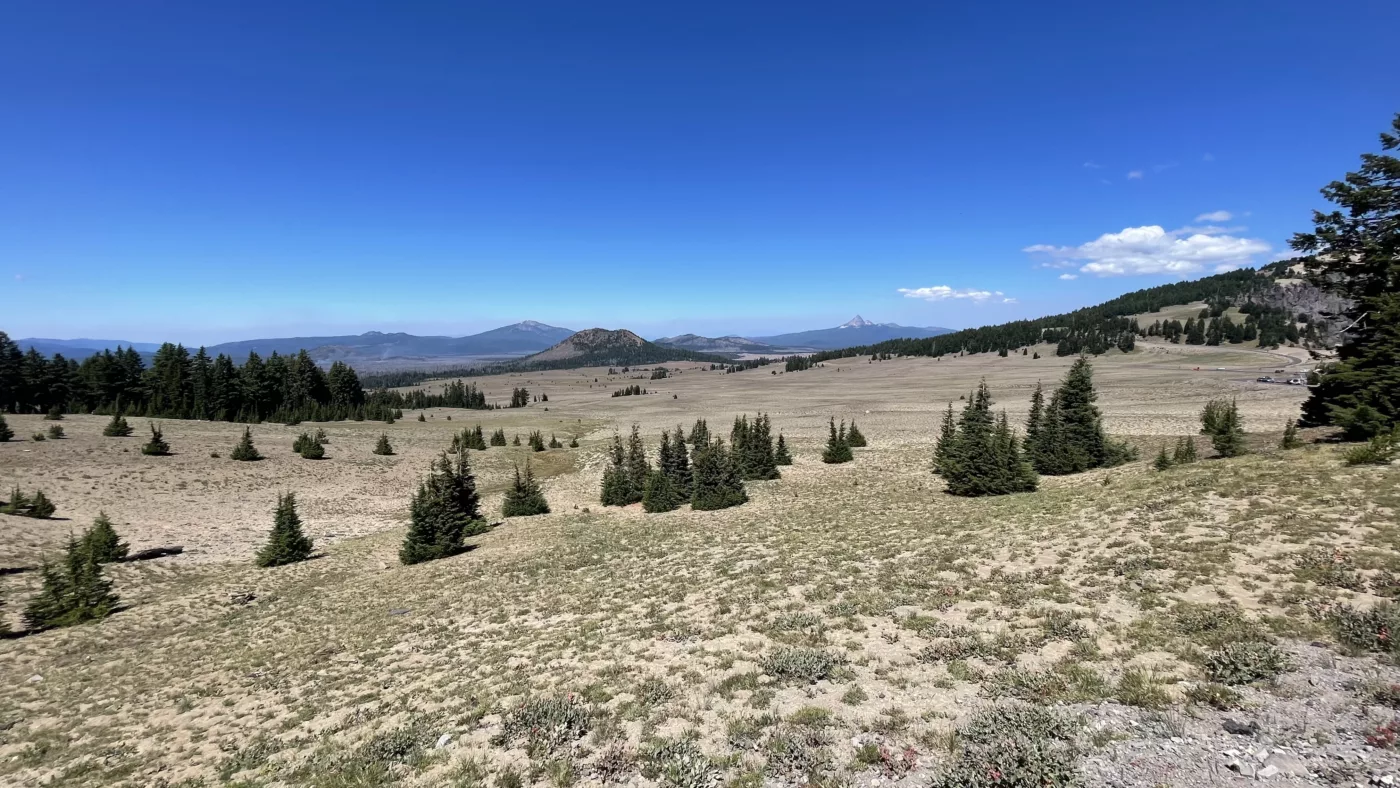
0 334 500 421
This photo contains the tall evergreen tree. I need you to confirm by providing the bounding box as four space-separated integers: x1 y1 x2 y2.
141 423 171 456
256 493 315 567
822 418 854 464
103 412 133 437
26 490 56 519
400 451 485 565
1023 382 1046 457
1293 114 1400 440
845 420 867 448
933 403 956 474
1153 445 1174 471
1172 436 1198 464
600 432 629 506
688 418 710 446
230 427 262 461
1281 419 1303 450
690 439 748 510
1204 399 1248 458
373 434 395 455
1028 359 1134 474
623 424 650 503
774 432 793 465
82 512 129 562
502 461 550 517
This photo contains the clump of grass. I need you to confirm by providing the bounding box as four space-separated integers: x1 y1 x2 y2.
1115 668 1171 709
760 647 845 685
841 685 868 705
1203 642 1290 685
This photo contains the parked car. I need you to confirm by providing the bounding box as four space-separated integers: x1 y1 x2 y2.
1257 376 1275 383
1287 378 1306 385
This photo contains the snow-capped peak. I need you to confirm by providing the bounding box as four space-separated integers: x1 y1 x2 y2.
839 315 875 328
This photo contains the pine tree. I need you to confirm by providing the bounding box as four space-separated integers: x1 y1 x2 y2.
1200 399 1231 435
1 486 27 515
27 490 56 519
400 451 485 565
690 439 748 511
845 420 867 448
490 428 508 447
0 414 12 442
24 535 119 631
103 412 133 437
418 412 426 422
231 427 262 461
82 512 129 562
1172 436 1198 464
933 403 956 474
568 435 579 448
774 433 793 465
299 434 326 459
822 418 853 464
1153 446 1174 471
623 425 650 501
642 469 682 513
373 434 395 455
256 492 315 567
502 461 550 517
512 434 521 446
1281 419 1303 450
600 433 628 506
688 419 710 446
141 423 171 455
44 406 63 421
1205 399 1248 457
548 433 563 449
528 430 547 452
1293 114 1400 440
1023 382 1046 458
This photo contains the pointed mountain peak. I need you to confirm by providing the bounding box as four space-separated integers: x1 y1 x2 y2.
840 315 875 328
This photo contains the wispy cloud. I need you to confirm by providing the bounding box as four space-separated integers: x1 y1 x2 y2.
1082 161 1103 169
1126 170 1144 180
1024 224 1271 277
898 286 1014 304
1059 273 1078 280
1194 210 1233 222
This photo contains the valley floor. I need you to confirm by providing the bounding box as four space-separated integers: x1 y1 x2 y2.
2 344 1397 787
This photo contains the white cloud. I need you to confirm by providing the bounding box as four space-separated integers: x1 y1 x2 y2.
898 286 1010 303
1023 225 1271 277
1194 210 1233 222
1126 170 1144 180
1059 273 1078 280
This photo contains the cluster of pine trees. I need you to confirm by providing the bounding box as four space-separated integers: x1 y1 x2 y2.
22 513 126 632
508 388 531 408
502 461 550 516
1022 359 1136 475
821 418 864 464
730 414 781 480
933 382 1038 497
451 425 490 452
400 451 489 565
292 430 327 459
600 424 749 512
612 385 647 397
1153 437 1200 470
642 428 693 512
2 486 56 518
649 367 669 380
1200 399 1248 457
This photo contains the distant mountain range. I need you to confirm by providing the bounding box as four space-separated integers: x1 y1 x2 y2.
750 316 954 350
15 316 952 368
653 334 779 354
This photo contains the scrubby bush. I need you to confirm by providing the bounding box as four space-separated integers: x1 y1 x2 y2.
496 695 594 756
102 413 133 437
760 647 845 685
1331 602 1400 656
141 423 171 455
46 425 64 439
1344 428 1399 466
1203 641 1290 685
931 705 1081 788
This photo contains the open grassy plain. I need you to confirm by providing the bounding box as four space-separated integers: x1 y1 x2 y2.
3 342 1398 787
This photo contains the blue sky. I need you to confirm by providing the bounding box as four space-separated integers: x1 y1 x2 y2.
2 1 1397 345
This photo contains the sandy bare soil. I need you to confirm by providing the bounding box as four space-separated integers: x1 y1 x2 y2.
6 343 1395 788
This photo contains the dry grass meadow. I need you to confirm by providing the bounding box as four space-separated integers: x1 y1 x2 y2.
3 340 1399 787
